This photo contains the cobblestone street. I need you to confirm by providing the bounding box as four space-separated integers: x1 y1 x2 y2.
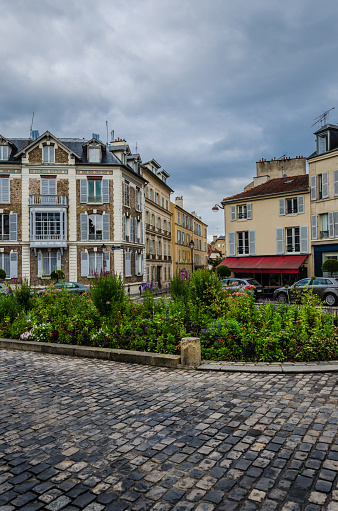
2 350 338 510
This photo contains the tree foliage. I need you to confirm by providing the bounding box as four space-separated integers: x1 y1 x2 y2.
322 259 338 276
215 265 231 278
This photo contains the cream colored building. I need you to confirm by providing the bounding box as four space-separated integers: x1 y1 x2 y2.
308 124 338 276
171 196 208 275
142 160 173 287
221 175 311 287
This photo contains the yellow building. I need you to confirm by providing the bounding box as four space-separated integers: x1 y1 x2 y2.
220 175 311 287
170 196 208 275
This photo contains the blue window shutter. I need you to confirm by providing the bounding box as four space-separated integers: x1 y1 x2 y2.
104 251 110 272
1 178 10 202
102 179 109 203
334 170 338 197
311 215 318 240
57 251 61 270
230 205 236 221
123 215 126 241
9 213 17 241
102 214 110 241
135 252 139 275
141 221 144 244
134 218 138 241
10 252 18 279
246 203 252 219
279 199 285 216
130 217 133 242
80 179 87 203
249 231 256 255
322 172 329 198
38 251 42 277
229 232 235 256
310 175 317 201
81 252 88 277
297 196 305 214
80 213 88 241
276 228 284 254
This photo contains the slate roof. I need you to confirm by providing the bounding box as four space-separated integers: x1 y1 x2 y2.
223 175 309 203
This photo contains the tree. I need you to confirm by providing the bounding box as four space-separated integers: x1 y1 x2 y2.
50 270 65 283
321 259 338 276
215 265 231 278
0 269 6 280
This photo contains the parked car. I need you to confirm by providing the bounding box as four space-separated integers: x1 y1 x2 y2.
221 277 264 297
273 277 338 306
38 282 89 294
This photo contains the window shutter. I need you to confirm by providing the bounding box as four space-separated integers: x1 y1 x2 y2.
279 199 285 216
297 196 305 214
41 178 49 195
311 215 318 240
102 214 110 241
135 252 139 275
230 205 236 221
9 213 17 241
249 231 256 255
276 228 284 255
80 213 88 241
329 212 334 238
246 203 252 220
229 232 235 256
335 212 338 238
38 251 42 278
104 251 110 272
134 218 138 241
57 251 61 270
334 170 338 196
130 217 133 242
49 179 56 195
140 191 143 211
310 175 317 201
9 252 18 279
322 172 329 198
0 178 9 202
80 179 87 203
125 251 131 275
141 253 144 274
300 226 309 254
141 221 144 244
102 179 109 203
81 252 88 277
122 215 126 241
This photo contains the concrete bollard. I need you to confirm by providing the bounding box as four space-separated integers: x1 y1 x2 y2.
181 337 201 368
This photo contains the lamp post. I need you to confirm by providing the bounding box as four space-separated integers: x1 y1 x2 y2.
212 203 224 212
189 239 194 276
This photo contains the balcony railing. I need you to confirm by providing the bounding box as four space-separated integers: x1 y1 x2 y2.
88 195 102 203
30 195 67 206
31 234 66 241
320 230 329 239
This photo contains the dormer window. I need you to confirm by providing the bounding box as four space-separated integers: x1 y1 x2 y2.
317 134 328 154
43 145 55 164
0 146 8 161
88 147 101 163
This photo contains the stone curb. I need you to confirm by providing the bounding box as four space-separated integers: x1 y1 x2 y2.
197 361 338 373
0 338 180 369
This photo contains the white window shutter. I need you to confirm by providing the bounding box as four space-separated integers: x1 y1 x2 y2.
122 215 126 241
249 231 256 255
230 205 236 221
80 213 88 241
130 217 133 242
247 203 252 220
297 196 305 214
322 172 329 198
38 251 42 278
104 251 110 272
41 178 49 195
310 175 317 201
329 212 334 238
300 226 309 254
141 221 144 244
334 170 338 197
276 228 284 255
125 251 131 275
229 232 236 256
134 218 138 241
335 212 338 238
81 252 88 277
279 199 285 216
102 179 109 203
10 252 18 279
140 191 143 211
102 214 110 241
1 178 9 202
9 213 17 241
49 179 56 195
135 252 139 275
311 215 318 240
57 251 61 270
80 179 87 203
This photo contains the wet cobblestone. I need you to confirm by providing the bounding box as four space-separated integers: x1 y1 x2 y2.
2 349 338 509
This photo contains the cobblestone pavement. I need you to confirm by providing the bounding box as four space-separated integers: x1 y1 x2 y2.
2 351 338 511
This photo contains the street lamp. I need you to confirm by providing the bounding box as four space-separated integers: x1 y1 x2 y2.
189 239 194 275
101 244 107 252
212 204 224 212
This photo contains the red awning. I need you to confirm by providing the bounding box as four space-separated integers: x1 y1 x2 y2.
220 255 307 274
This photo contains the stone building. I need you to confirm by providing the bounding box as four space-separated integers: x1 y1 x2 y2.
142 160 173 287
0 130 146 291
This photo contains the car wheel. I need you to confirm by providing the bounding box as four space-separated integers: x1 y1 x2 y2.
276 292 288 303
324 293 336 306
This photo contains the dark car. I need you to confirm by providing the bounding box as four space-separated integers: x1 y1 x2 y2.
273 277 338 306
221 277 264 297
38 282 89 294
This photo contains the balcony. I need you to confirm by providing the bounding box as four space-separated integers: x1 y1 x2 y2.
30 195 67 206
30 233 67 249
320 230 329 239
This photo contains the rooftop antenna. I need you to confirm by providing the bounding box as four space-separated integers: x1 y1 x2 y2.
312 107 335 127
29 112 34 138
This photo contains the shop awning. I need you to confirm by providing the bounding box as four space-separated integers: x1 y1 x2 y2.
219 255 307 274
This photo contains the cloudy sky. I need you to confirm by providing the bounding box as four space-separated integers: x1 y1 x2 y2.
1 0 338 240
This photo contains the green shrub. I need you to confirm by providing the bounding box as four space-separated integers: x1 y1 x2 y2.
90 271 127 316
0 269 6 280
190 269 222 307
12 280 35 311
170 269 191 302
50 270 65 282
215 265 231 277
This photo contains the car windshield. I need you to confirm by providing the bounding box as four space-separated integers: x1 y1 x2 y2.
246 279 261 287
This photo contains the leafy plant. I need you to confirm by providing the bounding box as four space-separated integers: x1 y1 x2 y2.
50 270 65 282
322 259 338 276
215 264 231 277
90 271 127 316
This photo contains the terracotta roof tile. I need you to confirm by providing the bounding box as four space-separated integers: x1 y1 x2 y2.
223 175 309 202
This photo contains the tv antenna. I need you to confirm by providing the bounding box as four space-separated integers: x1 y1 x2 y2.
29 112 34 138
312 107 335 127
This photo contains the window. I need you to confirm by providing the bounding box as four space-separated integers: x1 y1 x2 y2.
88 147 101 163
238 231 249 255
43 145 54 164
0 178 10 202
0 214 9 240
124 181 130 206
0 146 8 160
36 212 61 240
238 205 247 219
88 179 102 203
286 227 300 252
317 134 328 154
287 198 298 214
88 214 103 240
42 251 57 276
89 252 103 275
166 200 168 210
0 253 10 276
41 178 56 196
320 214 329 239
162 197 164 208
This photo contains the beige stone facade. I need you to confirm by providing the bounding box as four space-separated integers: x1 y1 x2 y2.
142 160 173 288
171 197 208 276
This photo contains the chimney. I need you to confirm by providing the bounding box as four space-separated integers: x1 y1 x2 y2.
32 130 39 140
175 196 183 208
